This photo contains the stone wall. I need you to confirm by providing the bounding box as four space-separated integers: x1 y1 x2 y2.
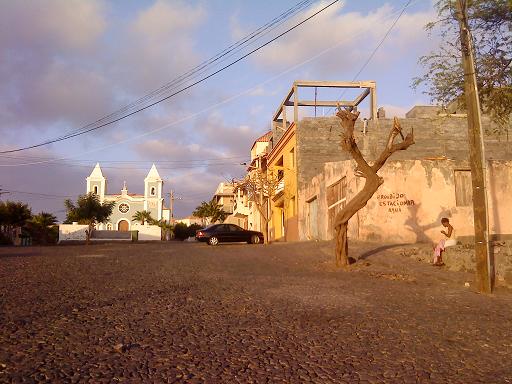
404 242 512 288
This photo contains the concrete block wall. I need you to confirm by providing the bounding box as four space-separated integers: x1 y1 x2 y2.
406 242 512 288
296 114 511 196
352 116 512 162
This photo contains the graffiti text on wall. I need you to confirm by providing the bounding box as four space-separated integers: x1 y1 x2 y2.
376 193 415 213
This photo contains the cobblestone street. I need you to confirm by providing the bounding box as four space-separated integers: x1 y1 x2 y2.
1 241 511 383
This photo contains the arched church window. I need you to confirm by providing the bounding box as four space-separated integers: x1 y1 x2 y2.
107 223 113 230
94 186 98 194
151 187 156 196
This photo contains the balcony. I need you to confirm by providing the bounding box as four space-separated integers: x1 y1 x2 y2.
273 180 285 201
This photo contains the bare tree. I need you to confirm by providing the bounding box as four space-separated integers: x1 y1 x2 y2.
334 109 415 267
234 169 280 244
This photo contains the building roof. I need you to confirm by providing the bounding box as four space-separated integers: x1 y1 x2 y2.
255 131 272 143
145 164 162 181
214 182 234 196
88 163 104 179
251 131 272 151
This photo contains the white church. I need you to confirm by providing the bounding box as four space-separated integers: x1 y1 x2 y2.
86 163 170 231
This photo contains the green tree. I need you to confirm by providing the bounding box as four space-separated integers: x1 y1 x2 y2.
187 223 202 238
132 210 155 225
193 200 228 224
26 212 58 244
413 0 512 130
153 219 174 240
173 222 189 241
0 201 32 244
64 193 115 244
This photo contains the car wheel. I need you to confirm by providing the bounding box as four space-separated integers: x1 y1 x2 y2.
251 235 261 244
208 236 219 246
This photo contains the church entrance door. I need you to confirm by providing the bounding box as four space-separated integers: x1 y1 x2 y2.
118 220 129 231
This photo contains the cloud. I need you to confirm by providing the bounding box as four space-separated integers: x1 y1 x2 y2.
0 0 106 53
195 112 258 153
112 1 206 94
0 0 110 134
0 0 207 139
239 2 436 76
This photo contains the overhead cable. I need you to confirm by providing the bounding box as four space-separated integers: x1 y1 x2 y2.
0 0 338 154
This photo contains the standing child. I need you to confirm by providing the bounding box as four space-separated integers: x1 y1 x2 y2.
433 218 457 266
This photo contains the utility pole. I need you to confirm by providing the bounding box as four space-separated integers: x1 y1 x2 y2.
169 190 174 222
168 189 182 223
456 0 492 293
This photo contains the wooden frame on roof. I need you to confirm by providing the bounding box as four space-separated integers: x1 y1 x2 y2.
272 80 377 131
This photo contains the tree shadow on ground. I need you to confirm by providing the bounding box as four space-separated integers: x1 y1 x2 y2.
357 243 411 261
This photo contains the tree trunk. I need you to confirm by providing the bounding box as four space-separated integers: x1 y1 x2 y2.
334 174 383 266
335 223 348 267
334 110 414 266
263 220 269 244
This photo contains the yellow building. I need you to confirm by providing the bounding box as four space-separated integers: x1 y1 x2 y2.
267 123 298 242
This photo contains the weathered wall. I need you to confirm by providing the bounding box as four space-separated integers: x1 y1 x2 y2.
300 159 512 244
295 114 512 241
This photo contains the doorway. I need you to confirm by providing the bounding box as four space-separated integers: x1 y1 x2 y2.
118 220 129 231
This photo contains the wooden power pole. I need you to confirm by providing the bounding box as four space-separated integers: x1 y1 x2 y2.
169 190 174 222
456 0 492 293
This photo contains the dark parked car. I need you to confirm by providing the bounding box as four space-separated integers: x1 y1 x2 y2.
195 224 264 245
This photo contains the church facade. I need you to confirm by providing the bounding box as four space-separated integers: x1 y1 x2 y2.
86 163 170 231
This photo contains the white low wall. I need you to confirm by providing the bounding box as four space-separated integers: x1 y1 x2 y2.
59 224 89 242
59 223 162 242
132 223 161 241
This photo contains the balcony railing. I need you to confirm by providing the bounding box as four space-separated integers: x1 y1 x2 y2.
275 180 284 195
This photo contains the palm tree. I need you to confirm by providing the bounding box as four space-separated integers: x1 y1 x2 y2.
193 200 228 225
132 210 154 225
27 212 58 244
64 193 115 244
31 212 57 228
153 219 173 240
0 201 32 242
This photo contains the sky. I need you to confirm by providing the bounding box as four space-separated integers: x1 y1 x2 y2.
0 0 439 220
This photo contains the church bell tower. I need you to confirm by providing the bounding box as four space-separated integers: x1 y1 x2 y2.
86 163 106 201
144 164 163 220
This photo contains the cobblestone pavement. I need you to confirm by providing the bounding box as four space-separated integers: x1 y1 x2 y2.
1 241 511 383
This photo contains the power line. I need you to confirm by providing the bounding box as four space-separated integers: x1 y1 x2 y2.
330 0 414 112
51 0 316 142
0 159 249 170
0 0 338 155
0 154 248 164
0 1 415 168
2 189 76 199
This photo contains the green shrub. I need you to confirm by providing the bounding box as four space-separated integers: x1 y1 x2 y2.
173 223 189 241
187 224 202 238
